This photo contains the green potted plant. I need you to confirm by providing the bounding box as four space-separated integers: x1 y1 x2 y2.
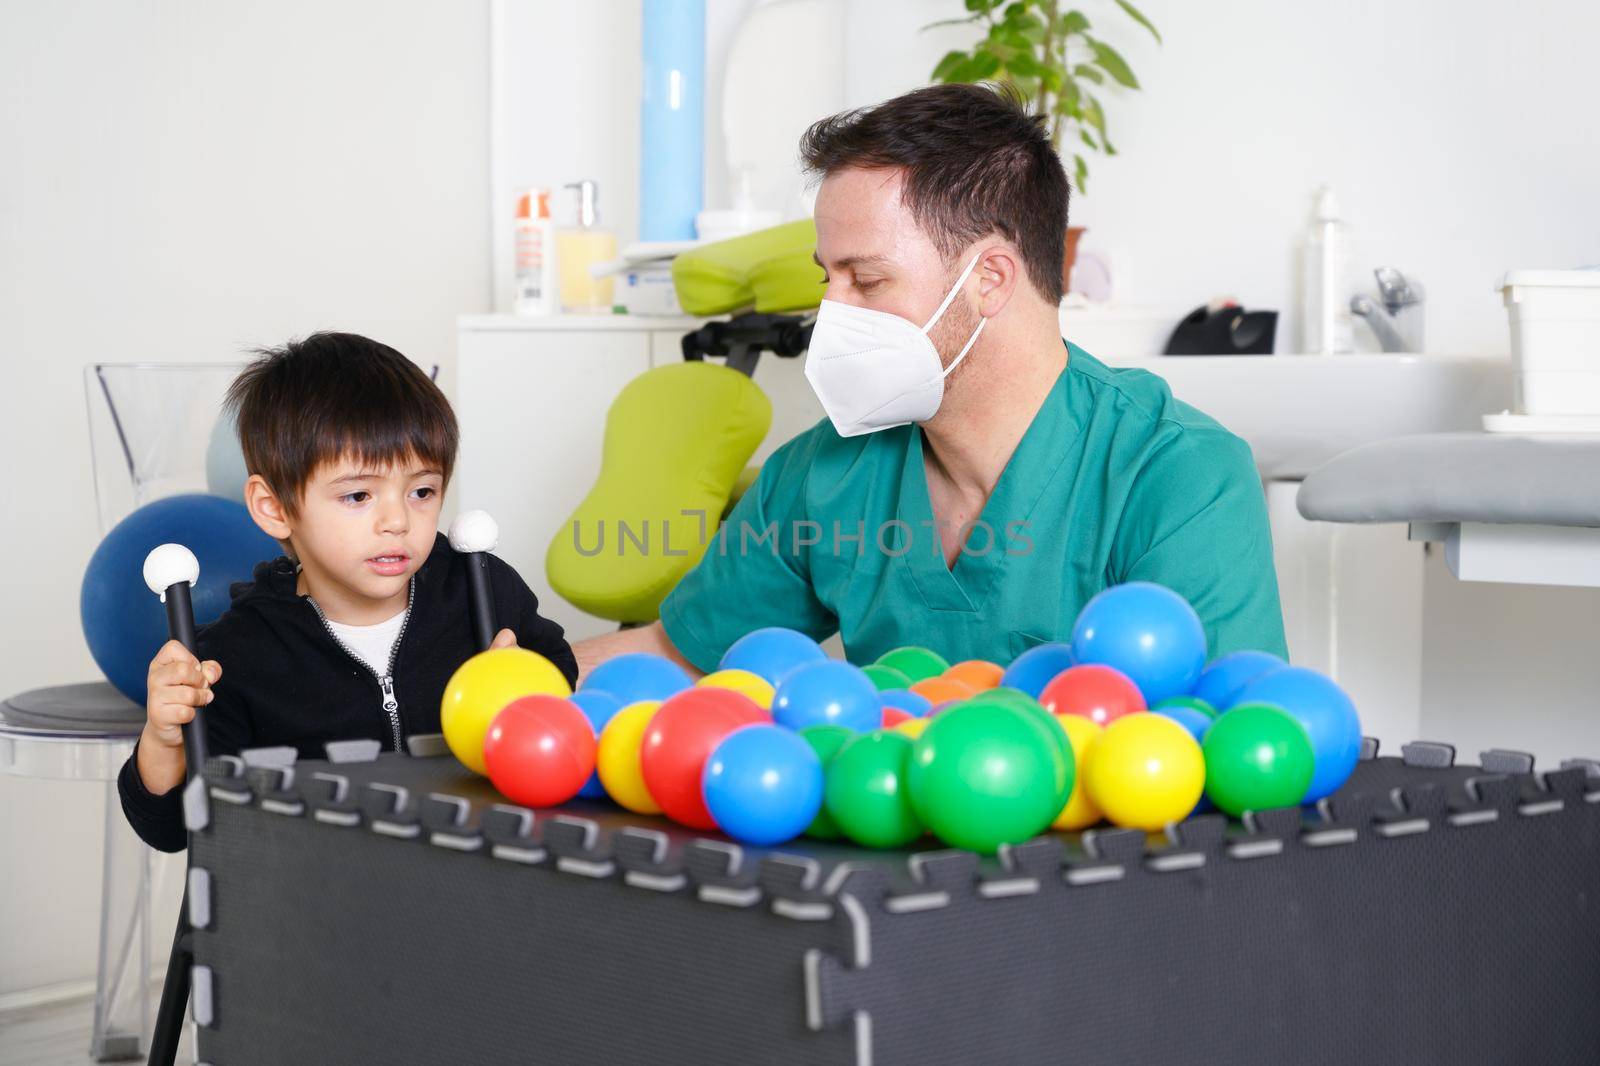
927 0 1160 289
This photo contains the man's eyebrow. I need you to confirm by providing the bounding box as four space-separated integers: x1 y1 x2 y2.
813 251 891 270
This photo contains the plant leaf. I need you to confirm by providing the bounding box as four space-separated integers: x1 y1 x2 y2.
930 50 970 82
1073 63 1104 84
1082 93 1106 135
1074 153 1089 193
1006 50 1046 77
1113 0 1162 43
970 51 1003 78
1009 73 1041 98
1087 38 1140 89
1057 10 1091 35
1057 77 1081 114
965 0 998 12
1079 128 1099 151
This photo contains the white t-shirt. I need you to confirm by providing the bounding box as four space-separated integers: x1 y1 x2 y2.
326 608 407 677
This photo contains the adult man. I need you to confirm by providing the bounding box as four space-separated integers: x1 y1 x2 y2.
576 83 1285 677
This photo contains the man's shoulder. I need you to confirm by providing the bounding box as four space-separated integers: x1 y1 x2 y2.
764 416 909 480
1066 343 1253 465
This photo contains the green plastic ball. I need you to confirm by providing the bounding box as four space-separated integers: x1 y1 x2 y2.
823 730 923 848
962 688 1074 809
860 663 913 692
1202 702 1316 816
800 724 855 840
908 702 1064 854
1155 695 1219 721
874 646 950 684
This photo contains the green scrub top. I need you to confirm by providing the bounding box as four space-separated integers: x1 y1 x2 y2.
660 343 1287 672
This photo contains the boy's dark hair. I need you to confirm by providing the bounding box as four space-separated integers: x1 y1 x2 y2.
798 82 1069 302
224 332 458 517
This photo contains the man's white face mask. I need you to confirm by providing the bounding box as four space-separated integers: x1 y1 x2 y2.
803 252 987 437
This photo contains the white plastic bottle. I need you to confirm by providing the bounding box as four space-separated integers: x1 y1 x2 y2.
1301 185 1353 354
513 187 557 316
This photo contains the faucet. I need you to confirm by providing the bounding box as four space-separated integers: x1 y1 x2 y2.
1350 267 1424 352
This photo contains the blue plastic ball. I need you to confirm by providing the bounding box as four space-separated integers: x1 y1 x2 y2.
579 653 692 705
718 627 828 685
1071 582 1207 705
79 494 280 704
1153 704 1214 745
702 724 824 846
771 660 881 733
878 688 934 718
1193 650 1286 710
568 689 625 799
999 642 1076 698
1233 667 1362 802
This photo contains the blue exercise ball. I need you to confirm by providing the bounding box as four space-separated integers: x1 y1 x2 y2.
771 659 880 733
878 688 934 718
702 723 824 846
718 627 827 686
80 494 280 704
568 689 625 799
1071 582 1207 705
1233 666 1362 803
204 410 250 505
1193 650 1286 710
1000 642 1076 698
579 653 692 705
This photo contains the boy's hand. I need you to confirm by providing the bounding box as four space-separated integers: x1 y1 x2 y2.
489 628 518 650
144 639 222 749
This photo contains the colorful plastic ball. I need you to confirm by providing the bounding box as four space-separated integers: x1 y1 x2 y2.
892 717 930 740
484 696 596 808
771 660 881 733
963 688 1074 809
879 688 933 718
1155 695 1219 720
943 660 1003 691
882 705 913 729
823 731 923 849
568 689 625 799
640 687 768 829
1232 667 1361 802
861 663 913 691
909 703 1067 854
1039 664 1146 727
1071 582 1207 705
1083 713 1206 832
719 627 828 685
908 676 976 706
1051 715 1104 830
873 646 950 684
442 648 574 775
1153 703 1214 745
596 700 663 814
799 725 854 839
697 668 775 709
1193 650 1286 710
1000 642 1076 699
1202 703 1316 816
580 652 692 705
703 724 824 846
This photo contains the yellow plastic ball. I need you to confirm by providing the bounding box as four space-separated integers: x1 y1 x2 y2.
596 700 663 814
441 648 572 775
697 668 775 709
1052 714 1104 830
892 717 930 740
1082 712 1204 832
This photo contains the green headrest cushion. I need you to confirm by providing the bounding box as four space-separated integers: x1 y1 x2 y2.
672 219 826 316
545 361 772 624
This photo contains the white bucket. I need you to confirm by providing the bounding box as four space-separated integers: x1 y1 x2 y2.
1501 269 1600 416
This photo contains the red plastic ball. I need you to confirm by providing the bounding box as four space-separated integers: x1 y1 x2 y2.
1039 664 1147 727
882 705 913 728
640 686 767 828
484 695 597 808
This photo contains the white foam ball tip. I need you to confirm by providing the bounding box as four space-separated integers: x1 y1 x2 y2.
143 543 200 596
448 509 500 554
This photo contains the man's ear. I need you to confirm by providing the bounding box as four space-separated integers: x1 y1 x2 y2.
975 246 1021 318
244 474 294 541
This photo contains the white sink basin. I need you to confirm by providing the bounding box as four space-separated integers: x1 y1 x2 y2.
1098 354 1514 479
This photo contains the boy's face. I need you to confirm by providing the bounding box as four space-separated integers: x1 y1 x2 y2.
281 453 444 616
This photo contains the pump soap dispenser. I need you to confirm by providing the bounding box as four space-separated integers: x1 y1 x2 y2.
558 179 618 314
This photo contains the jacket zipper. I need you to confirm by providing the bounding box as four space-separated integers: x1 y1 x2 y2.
305 579 414 753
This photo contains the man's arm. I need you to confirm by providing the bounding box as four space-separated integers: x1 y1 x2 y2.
572 621 700 685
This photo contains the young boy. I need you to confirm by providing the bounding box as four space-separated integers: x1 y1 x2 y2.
118 332 577 852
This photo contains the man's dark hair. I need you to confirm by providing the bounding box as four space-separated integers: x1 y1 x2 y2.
224 332 458 517
799 82 1069 302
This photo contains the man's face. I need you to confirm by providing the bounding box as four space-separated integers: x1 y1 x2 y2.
287 453 443 610
812 166 981 373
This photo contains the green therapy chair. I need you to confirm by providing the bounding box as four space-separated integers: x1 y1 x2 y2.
545 220 825 625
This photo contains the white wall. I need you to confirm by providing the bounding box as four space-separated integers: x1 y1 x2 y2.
0 0 490 999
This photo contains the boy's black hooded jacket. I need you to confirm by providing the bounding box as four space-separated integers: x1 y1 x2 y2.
117 533 578 852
